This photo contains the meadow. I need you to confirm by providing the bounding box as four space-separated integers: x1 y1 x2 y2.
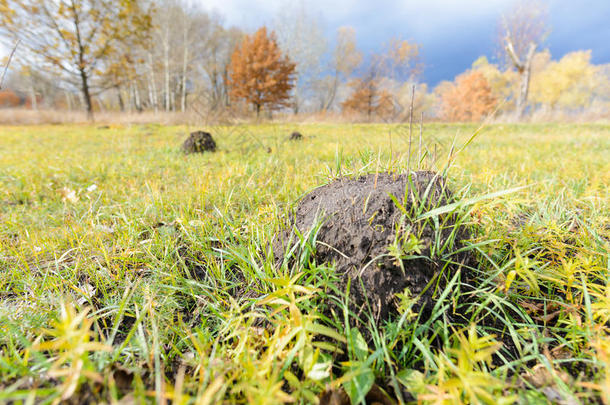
0 122 609 404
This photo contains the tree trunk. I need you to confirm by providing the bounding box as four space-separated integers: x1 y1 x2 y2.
163 26 171 112
29 81 37 111
79 67 94 120
181 16 188 113
210 65 219 108
324 73 339 111
147 81 154 110
96 98 105 113
127 84 133 113
148 52 158 113
70 0 94 121
515 44 536 119
222 66 230 107
292 86 300 114
505 39 536 120
134 82 142 112
65 91 73 111
117 86 125 111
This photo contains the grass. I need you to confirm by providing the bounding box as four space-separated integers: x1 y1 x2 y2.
0 122 609 404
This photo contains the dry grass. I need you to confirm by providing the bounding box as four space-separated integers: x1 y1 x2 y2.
0 108 206 125
1 107 608 126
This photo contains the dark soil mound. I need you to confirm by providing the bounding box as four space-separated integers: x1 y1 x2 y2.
277 171 473 325
289 131 303 141
182 131 216 154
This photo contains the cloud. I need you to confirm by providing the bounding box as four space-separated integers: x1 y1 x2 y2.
201 0 282 28
3 0 606 84
198 0 513 31
192 0 517 84
195 0 514 55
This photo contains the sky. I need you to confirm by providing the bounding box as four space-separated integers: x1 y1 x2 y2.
1 0 608 86
199 0 610 85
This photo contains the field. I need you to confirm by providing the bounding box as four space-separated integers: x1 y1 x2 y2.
0 122 609 404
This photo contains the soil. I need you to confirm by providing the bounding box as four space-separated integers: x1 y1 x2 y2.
319 384 396 405
182 131 217 154
276 171 474 325
289 131 303 141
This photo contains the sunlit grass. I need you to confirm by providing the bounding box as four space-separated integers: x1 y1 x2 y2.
0 122 608 403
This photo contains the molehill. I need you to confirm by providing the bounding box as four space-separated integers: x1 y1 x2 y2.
289 131 303 141
182 131 216 154
276 171 474 325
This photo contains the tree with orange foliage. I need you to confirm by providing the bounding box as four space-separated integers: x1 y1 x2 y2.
341 73 396 120
341 37 419 120
228 27 296 117
438 70 497 122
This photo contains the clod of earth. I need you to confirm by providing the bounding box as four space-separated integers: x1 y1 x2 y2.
276 171 474 326
182 131 217 154
289 131 303 140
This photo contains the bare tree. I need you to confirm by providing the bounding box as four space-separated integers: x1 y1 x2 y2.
341 37 421 121
159 8 174 111
147 51 159 112
176 2 213 112
148 0 223 113
149 0 183 112
202 22 242 109
498 0 548 119
273 1 327 113
180 9 189 112
322 26 362 111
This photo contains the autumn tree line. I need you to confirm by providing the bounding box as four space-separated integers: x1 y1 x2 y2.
0 0 608 121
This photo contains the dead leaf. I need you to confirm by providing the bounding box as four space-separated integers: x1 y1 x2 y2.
59 187 78 203
523 364 572 388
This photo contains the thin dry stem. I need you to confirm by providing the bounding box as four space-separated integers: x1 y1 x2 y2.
407 84 415 173
418 111 423 170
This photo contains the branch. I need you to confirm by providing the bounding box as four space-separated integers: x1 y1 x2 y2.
0 40 20 90
40 2 74 55
85 1 112 45
89 77 133 96
525 42 537 66
6 26 77 76
504 35 523 71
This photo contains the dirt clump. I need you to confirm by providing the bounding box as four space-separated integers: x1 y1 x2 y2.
289 131 303 141
276 171 473 325
182 131 217 154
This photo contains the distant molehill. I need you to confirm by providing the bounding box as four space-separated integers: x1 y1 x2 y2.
289 131 303 141
182 131 216 154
